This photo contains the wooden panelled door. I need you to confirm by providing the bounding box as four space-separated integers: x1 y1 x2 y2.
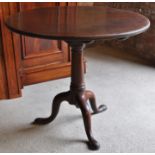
0 2 77 99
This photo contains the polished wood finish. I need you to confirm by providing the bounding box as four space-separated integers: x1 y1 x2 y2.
6 6 150 40
32 41 107 150
6 6 150 150
0 2 77 99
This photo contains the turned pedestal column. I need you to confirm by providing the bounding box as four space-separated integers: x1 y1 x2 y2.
32 41 107 150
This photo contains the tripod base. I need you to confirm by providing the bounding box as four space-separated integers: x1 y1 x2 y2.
32 40 107 150
32 90 107 150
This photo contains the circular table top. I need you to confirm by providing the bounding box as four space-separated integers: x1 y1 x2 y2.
6 6 150 41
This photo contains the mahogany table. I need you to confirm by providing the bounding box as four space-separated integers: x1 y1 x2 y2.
6 6 150 150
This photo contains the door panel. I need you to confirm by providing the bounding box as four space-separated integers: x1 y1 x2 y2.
19 3 66 68
0 2 77 99
19 2 60 58
16 2 77 85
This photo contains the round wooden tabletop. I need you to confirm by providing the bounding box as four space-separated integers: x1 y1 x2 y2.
6 6 150 41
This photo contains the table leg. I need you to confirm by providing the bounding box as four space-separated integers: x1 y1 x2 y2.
32 40 107 150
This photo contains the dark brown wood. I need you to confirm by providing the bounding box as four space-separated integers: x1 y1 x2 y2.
6 6 150 41
6 6 150 150
32 41 107 150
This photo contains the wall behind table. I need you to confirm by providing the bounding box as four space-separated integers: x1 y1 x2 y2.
95 2 155 63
